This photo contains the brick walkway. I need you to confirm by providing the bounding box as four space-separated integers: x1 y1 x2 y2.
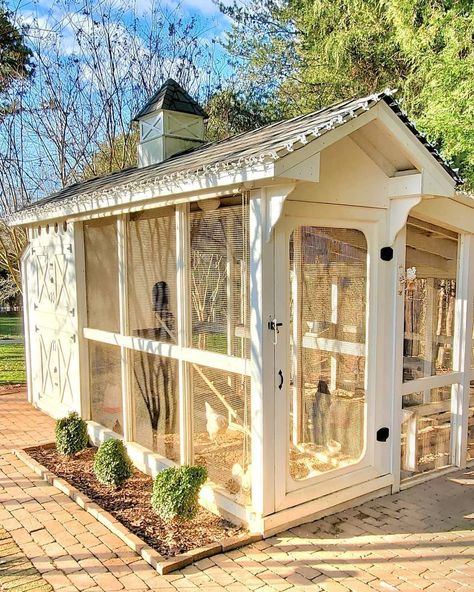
0 391 473 591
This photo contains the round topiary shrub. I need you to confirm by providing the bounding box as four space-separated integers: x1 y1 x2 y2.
93 438 133 487
151 465 208 522
55 412 88 456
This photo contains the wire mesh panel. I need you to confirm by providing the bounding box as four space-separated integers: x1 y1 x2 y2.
401 386 453 478
89 341 123 434
403 220 459 382
84 219 120 332
128 208 177 343
189 196 250 357
84 218 120 332
132 350 179 462
288 227 367 481
191 363 251 504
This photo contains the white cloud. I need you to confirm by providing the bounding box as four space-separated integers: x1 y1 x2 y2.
145 0 221 17
183 0 219 16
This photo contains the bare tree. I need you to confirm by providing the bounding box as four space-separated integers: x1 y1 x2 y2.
191 250 225 349
0 88 30 301
0 0 224 297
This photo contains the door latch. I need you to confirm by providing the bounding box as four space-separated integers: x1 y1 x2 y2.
268 318 283 345
376 427 390 442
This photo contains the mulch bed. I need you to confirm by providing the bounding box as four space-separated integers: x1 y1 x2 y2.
28 445 243 558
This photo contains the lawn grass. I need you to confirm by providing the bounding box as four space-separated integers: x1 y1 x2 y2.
0 313 26 384
0 343 26 384
192 333 228 354
0 313 23 339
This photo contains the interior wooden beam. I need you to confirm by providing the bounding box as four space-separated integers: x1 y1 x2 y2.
407 216 458 241
406 227 458 261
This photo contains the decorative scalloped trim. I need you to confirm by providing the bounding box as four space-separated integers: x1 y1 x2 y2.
9 87 461 226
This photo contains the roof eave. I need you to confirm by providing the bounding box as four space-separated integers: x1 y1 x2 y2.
6 161 279 227
9 88 461 227
376 101 457 197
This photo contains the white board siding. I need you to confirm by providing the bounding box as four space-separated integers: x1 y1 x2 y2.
25 224 81 418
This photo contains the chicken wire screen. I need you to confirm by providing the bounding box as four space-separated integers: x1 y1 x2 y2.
191 363 251 504
132 350 179 462
288 227 367 481
189 196 250 358
403 220 459 382
128 208 177 343
84 219 120 332
401 385 453 478
89 341 123 435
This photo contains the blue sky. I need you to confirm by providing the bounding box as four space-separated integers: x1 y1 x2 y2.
0 0 237 201
6 0 232 58
5 0 236 105
7 0 230 26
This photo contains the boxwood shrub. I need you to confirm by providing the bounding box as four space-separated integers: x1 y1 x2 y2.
93 438 133 487
55 412 88 456
151 465 207 522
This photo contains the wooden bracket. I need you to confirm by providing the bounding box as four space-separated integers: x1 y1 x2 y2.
263 184 296 242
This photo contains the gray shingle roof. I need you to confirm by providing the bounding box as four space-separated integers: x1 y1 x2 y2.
10 89 462 225
132 78 208 120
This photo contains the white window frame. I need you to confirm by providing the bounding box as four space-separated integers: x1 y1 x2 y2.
82 199 252 498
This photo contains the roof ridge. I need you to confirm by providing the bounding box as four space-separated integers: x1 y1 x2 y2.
132 78 208 121
171 90 391 156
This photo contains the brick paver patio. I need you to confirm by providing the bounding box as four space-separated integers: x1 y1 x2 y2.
0 390 473 591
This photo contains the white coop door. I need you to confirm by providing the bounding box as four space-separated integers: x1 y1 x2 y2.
26 237 78 417
273 211 391 511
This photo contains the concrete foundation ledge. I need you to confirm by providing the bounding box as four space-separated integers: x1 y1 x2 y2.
12 446 262 575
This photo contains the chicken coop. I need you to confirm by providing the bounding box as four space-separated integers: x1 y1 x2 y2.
10 80 474 535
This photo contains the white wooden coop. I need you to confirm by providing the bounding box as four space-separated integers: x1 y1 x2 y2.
10 80 474 535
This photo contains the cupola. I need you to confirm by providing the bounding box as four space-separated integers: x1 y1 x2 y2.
133 79 208 168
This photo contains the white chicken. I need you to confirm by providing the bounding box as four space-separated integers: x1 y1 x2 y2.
326 439 342 458
205 401 228 441
231 463 252 494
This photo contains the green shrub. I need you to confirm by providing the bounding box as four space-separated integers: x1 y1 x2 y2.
151 465 207 522
93 438 133 487
55 412 88 456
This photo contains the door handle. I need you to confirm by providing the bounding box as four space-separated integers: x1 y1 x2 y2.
278 370 284 390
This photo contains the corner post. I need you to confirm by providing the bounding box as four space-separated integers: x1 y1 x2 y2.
452 234 474 466
20 237 33 405
249 188 275 521
74 221 91 419
390 225 407 493
176 203 192 465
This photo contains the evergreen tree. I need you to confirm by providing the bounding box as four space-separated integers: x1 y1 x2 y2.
0 5 33 93
221 0 474 188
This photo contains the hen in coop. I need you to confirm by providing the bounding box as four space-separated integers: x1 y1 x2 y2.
205 401 228 441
